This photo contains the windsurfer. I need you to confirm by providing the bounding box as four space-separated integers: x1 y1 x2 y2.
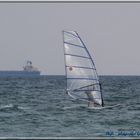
66 90 68 94
63 31 104 108
85 91 96 107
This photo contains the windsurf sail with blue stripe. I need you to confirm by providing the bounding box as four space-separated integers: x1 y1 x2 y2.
62 31 104 107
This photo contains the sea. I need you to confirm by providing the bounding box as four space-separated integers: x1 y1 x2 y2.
0 75 139 138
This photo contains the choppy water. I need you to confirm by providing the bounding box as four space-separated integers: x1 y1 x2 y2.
0 75 139 138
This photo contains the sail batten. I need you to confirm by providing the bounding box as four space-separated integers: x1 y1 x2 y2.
67 78 98 80
63 31 104 106
65 53 91 59
64 41 85 48
63 30 79 38
66 65 95 70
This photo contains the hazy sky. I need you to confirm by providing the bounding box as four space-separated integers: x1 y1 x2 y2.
0 3 140 75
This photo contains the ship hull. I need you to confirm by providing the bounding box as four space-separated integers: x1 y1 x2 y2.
0 71 40 77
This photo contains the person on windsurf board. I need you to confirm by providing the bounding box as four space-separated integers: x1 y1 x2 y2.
63 31 104 108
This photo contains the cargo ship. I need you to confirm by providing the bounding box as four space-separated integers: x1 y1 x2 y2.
0 61 40 77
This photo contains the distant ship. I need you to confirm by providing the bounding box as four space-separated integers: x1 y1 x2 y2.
0 61 40 77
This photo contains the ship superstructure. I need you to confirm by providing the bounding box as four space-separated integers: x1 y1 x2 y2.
0 61 40 77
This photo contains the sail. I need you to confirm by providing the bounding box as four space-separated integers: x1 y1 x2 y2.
63 31 104 106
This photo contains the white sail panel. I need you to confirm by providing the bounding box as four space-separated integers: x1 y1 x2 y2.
65 55 94 69
66 67 96 78
63 31 103 106
64 43 89 58
64 31 83 46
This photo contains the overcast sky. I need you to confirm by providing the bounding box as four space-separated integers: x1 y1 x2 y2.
0 3 140 75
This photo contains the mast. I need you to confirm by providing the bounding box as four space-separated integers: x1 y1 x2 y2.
62 31 68 94
100 83 104 107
